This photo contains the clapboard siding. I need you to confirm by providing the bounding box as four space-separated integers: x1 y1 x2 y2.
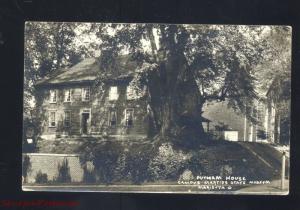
36 82 149 140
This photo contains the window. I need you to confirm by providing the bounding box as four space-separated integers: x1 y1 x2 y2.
64 111 71 127
109 110 117 127
82 87 90 101
126 85 146 100
109 86 118 101
49 111 56 127
49 90 57 103
125 108 134 127
64 89 72 102
126 86 135 100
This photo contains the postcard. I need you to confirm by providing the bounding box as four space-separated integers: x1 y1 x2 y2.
22 22 291 194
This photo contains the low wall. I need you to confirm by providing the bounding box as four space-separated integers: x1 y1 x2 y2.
23 153 87 183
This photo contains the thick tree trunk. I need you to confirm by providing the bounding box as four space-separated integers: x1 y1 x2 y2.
147 58 206 143
146 25 207 144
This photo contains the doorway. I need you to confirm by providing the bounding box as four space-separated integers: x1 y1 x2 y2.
81 112 90 134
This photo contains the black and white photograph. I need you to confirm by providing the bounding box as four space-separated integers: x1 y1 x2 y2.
22 22 291 195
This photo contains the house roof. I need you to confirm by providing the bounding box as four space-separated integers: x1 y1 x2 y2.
35 55 138 87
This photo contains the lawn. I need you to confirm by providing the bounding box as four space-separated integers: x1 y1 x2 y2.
33 136 282 185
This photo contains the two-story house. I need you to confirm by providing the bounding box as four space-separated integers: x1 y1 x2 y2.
35 55 150 140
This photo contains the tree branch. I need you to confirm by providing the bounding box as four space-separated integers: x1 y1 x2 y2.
146 25 158 63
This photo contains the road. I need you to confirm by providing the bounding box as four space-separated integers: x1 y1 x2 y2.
23 180 289 195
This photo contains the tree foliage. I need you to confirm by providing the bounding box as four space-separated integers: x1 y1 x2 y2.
24 23 291 142
24 22 93 114
89 24 290 141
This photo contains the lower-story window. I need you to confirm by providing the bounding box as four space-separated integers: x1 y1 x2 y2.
64 111 71 127
109 110 117 127
125 108 134 127
49 111 56 127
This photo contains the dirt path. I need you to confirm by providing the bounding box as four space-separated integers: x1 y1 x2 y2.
238 143 283 168
237 179 289 195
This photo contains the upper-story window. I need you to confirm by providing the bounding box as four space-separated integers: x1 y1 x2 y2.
49 90 57 103
109 86 119 101
48 111 56 127
126 86 135 100
64 89 72 102
82 87 90 101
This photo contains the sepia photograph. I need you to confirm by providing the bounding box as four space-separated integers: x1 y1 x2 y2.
22 22 291 194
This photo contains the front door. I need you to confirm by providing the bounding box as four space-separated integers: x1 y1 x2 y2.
81 113 90 134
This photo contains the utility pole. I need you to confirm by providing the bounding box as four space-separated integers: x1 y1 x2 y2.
244 115 247 141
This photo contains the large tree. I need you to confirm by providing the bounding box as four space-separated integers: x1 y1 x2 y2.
24 23 291 144
93 24 284 142
23 22 91 148
24 22 91 114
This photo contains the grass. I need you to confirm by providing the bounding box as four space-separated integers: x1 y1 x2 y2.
34 136 282 183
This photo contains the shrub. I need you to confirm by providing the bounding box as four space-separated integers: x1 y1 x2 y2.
186 155 203 176
124 143 155 184
82 163 96 183
22 155 31 183
54 158 71 183
89 142 124 184
148 143 191 180
79 140 157 184
35 170 48 183
113 153 127 182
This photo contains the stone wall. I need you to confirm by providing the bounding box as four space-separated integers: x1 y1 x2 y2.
23 153 86 183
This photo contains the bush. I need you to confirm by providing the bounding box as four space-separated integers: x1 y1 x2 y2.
148 143 191 180
81 141 194 183
124 143 155 184
88 142 124 184
35 170 48 183
54 158 71 183
80 141 157 184
22 155 31 183
82 163 96 183
186 152 205 175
